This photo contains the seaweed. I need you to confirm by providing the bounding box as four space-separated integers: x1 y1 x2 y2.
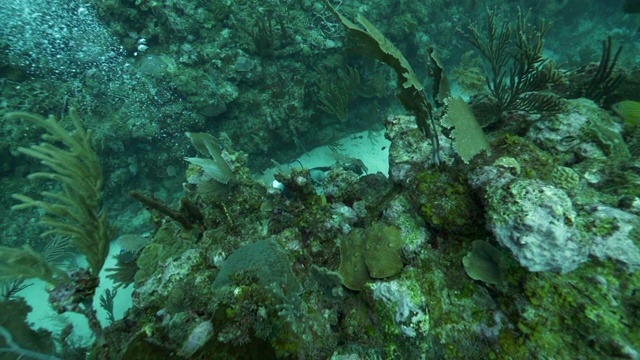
460 8 563 114
574 36 623 105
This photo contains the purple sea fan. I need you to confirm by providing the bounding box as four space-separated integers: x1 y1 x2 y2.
178 320 214 358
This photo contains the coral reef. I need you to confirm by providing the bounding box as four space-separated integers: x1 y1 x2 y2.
1 0 640 359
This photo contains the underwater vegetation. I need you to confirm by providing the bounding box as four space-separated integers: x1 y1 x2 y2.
0 0 640 359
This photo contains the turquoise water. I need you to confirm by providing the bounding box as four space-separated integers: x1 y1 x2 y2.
0 1 639 359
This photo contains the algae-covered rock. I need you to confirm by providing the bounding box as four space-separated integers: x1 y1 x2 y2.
586 205 640 272
413 170 483 235
370 279 429 338
486 178 587 273
134 248 205 310
527 98 630 161
309 265 346 300
520 264 640 359
134 243 163 286
134 222 189 286
384 115 437 183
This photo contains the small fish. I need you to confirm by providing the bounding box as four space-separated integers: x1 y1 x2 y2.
612 100 640 125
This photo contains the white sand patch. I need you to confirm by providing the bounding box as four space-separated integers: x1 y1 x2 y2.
19 242 133 346
258 129 390 184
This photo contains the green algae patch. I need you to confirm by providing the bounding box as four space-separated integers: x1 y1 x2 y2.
462 240 505 285
413 170 483 235
510 263 640 359
365 223 404 278
339 223 405 290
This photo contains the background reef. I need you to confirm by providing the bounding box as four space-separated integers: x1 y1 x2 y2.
1 0 640 359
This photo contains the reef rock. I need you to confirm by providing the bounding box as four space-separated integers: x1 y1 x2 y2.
472 163 588 274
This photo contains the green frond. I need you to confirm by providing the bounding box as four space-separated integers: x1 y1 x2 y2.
6 109 113 276
0 245 68 284
105 252 139 289
0 280 32 299
42 236 72 265
574 36 623 104
316 66 354 122
9 194 37 210
40 191 79 208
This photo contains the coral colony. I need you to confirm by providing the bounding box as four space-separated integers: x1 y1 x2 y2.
0 1 639 359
